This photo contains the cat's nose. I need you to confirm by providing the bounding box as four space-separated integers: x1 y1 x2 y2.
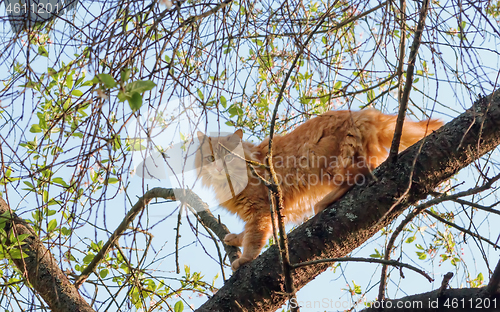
216 167 224 173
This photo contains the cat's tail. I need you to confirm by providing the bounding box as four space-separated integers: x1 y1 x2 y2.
376 111 443 151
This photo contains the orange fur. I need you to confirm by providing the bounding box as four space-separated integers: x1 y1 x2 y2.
196 109 443 270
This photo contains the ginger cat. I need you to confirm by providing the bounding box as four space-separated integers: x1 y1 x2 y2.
196 109 442 270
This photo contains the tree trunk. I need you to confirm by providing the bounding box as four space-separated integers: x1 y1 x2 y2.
0 197 95 312
197 91 500 311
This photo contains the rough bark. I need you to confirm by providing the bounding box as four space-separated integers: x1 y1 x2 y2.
197 90 500 311
0 197 95 312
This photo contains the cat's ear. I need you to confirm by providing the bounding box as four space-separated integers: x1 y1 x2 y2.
234 129 243 139
197 131 207 142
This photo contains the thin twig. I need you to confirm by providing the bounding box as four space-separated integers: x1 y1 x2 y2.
175 205 183 274
185 205 227 282
378 172 500 298
388 0 430 162
396 0 407 107
425 209 500 248
292 257 433 283
452 198 500 216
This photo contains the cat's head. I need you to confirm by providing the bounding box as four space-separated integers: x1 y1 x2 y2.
195 130 248 200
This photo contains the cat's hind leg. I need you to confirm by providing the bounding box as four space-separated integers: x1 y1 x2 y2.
314 184 352 214
314 163 371 214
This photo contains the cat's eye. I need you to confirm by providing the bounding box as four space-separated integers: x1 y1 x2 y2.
205 155 215 162
224 154 234 162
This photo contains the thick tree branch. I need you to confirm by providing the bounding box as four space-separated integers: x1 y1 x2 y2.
487 258 500 294
0 197 95 312
197 91 500 312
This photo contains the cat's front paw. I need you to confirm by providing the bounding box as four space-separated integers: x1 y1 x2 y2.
224 233 242 246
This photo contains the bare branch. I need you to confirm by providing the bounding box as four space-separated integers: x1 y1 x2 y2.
425 209 499 248
389 0 431 162
75 188 240 287
379 172 500 298
293 257 433 283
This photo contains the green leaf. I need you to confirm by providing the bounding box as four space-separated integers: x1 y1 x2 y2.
416 251 427 260
52 177 68 187
220 96 227 108
477 272 484 281
30 124 42 133
61 227 72 236
15 234 30 243
66 74 74 89
8 249 27 259
100 268 109 278
46 209 56 216
126 80 156 94
83 254 94 264
47 219 57 232
97 74 117 88
23 181 34 189
72 90 83 96
82 80 96 87
38 46 48 57
174 300 184 312
405 236 415 243
128 92 143 111
120 68 131 82
367 89 375 102
106 178 119 184
369 248 383 258
197 89 204 100
117 91 127 102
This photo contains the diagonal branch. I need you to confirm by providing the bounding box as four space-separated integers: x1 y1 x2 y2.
197 90 500 312
74 188 240 287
